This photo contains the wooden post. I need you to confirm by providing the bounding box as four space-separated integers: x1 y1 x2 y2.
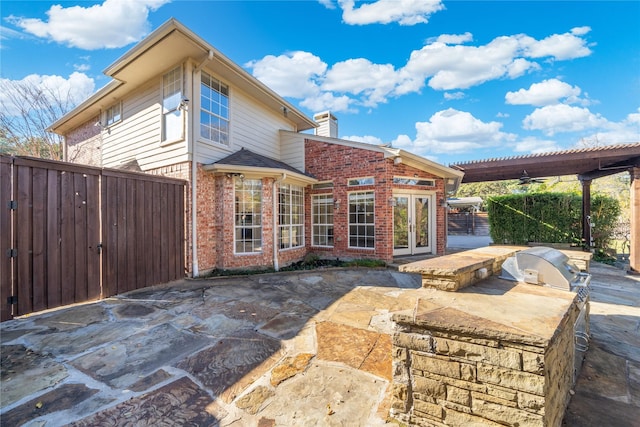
581 178 592 250
630 167 640 274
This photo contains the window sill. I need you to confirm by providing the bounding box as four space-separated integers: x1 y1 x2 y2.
160 137 186 148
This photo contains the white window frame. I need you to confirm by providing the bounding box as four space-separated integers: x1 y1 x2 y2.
105 102 122 127
162 65 184 143
200 71 230 146
348 177 375 186
348 191 375 249
312 194 334 247
393 176 435 187
279 184 304 250
234 178 262 254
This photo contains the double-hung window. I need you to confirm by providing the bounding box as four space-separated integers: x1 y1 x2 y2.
349 191 375 248
312 194 334 247
200 72 229 145
234 178 262 253
105 102 122 126
162 66 183 142
279 184 304 249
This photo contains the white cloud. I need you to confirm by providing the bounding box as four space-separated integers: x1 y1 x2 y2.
392 108 516 156
505 79 583 106
246 51 327 98
8 0 169 50
435 32 472 44
523 104 609 136
299 91 355 113
514 137 561 154
74 63 91 72
0 72 95 116
444 91 465 100
519 27 592 61
0 24 25 46
247 29 593 114
323 59 398 107
338 0 445 26
396 34 543 93
574 109 640 145
342 134 384 145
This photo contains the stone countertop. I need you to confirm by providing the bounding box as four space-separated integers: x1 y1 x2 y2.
398 245 525 275
393 276 579 347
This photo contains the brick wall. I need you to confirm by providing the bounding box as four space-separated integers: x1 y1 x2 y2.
65 116 102 166
390 302 580 427
305 138 448 261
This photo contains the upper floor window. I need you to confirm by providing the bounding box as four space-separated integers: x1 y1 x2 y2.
348 177 374 186
105 102 122 126
162 66 183 142
200 72 229 145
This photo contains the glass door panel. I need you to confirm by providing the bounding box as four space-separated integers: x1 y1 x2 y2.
393 196 410 255
393 194 432 256
414 197 430 251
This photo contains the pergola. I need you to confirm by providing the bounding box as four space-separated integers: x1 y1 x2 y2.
449 143 640 273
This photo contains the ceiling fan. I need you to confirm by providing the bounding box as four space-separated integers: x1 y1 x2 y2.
518 170 546 185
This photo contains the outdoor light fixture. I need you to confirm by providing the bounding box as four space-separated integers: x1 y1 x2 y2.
389 197 396 207
179 98 189 110
334 199 340 210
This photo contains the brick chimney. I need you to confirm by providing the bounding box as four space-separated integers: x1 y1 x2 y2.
313 111 338 138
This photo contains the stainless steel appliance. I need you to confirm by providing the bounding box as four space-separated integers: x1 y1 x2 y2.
500 246 591 384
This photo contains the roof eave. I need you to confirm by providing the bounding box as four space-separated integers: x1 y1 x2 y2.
202 163 318 185
51 18 316 135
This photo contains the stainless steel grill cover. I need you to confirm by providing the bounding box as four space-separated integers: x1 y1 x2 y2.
500 246 590 301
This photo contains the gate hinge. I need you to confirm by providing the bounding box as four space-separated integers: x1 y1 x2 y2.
8 200 17 210
7 296 17 305
7 248 17 258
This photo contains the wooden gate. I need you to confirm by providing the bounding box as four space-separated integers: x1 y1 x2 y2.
1 155 186 321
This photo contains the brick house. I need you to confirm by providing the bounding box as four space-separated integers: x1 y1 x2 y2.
49 18 463 276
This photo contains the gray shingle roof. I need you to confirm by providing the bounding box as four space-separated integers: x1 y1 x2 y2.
213 148 315 178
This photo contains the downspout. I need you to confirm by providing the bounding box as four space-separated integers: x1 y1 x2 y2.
190 50 214 277
273 173 287 271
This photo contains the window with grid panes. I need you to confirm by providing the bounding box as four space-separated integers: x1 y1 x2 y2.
279 184 304 249
348 191 374 248
312 194 334 247
200 72 229 145
234 178 262 253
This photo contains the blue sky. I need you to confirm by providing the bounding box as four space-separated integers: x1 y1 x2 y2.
1 0 639 166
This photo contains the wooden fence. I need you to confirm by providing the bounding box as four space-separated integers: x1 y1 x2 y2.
1 155 186 321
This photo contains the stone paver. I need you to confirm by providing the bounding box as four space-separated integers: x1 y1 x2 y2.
0 263 638 426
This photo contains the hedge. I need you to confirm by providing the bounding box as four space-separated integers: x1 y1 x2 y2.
487 192 620 249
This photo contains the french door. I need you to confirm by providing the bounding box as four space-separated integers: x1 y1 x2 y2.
393 193 433 256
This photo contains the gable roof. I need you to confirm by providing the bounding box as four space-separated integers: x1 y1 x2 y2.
203 148 317 184
294 131 464 193
49 18 317 135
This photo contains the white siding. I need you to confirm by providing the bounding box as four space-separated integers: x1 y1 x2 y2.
279 130 305 172
195 83 296 164
100 78 189 171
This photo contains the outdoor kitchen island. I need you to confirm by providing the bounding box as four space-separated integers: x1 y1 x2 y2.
390 247 587 427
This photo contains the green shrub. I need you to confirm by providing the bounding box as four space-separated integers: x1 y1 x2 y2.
487 192 620 250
